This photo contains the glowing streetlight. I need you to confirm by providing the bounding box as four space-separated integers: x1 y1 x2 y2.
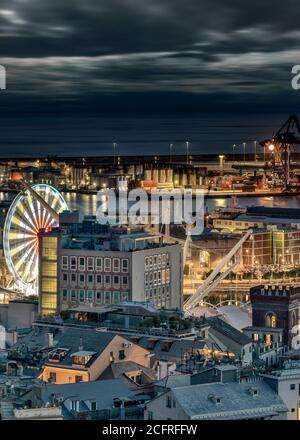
219 155 225 176
243 142 246 164
232 144 236 162
268 143 275 152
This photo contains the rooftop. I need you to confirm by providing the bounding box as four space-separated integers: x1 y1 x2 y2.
170 381 287 420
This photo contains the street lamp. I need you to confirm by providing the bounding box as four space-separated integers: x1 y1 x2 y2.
219 155 225 176
254 140 257 162
170 143 173 164
186 141 189 165
232 144 236 163
113 142 117 165
243 142 246 164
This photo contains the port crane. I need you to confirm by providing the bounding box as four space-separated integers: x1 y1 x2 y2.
260 114 300 188
183 229 252 313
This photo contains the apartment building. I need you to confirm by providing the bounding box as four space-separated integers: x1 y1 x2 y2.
38 213 183 317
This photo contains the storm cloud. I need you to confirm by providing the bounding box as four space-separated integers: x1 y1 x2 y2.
0 0 300 112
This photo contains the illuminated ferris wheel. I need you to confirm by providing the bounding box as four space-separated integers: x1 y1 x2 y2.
3 184 68 293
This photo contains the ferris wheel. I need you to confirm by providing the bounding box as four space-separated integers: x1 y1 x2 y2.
3 184 68 293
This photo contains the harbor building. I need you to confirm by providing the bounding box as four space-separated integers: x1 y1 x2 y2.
38 212 183 317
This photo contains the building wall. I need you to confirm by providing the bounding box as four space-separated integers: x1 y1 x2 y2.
41 366 90 385
263 375 300 421
145 390 188 420
57 243 182 312
41 335 151 384
87 334 151 381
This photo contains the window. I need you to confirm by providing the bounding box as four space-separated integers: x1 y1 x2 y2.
158 254 162 268
70 256 77 270
104 258 111 272
96 257 103 271
113 258 120 272
290 384 296 390
113 291 119 304
71 290 77 302
79 290 85 302
87 274 94 286
49 372 57 383
166 396 172 408
113 275 120 288
119 349 125 360
78 257 85 271
145 257 149 271
166 268 170 284
105 291 111 304
71 273 76 285
149 257 153 270
71 400 79 412
91 401 97 411
121 259 129 273
62 273 68 283
153 271 157 286
104 275 111 288
253 333 259 341
87 290 94 303
148 411 153 420
265 334 272 346
75 375 83 383
122 276 128 288
96 274 102 287
87 257 94 271
265 313 276 328
62 289 68 302
62 256 68 270
96 291 102 304
79 274 85 286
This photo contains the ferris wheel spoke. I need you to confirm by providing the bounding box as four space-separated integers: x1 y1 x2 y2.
10 216 37 235
21 196 40 232
25 247 39 282
14 241 37 274
26 195 42 231
10 237 37 259
15 203 40 233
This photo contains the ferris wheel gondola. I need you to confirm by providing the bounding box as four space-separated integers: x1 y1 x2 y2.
3 183 68 293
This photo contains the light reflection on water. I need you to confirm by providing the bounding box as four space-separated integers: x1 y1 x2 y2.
3 192 300 216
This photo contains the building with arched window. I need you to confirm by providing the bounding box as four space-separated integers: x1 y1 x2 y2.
248 284 300 346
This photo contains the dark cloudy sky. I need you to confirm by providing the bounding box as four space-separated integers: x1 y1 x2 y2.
0 1 299 155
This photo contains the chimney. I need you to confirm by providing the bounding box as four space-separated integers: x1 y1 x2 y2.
79 337 84 351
